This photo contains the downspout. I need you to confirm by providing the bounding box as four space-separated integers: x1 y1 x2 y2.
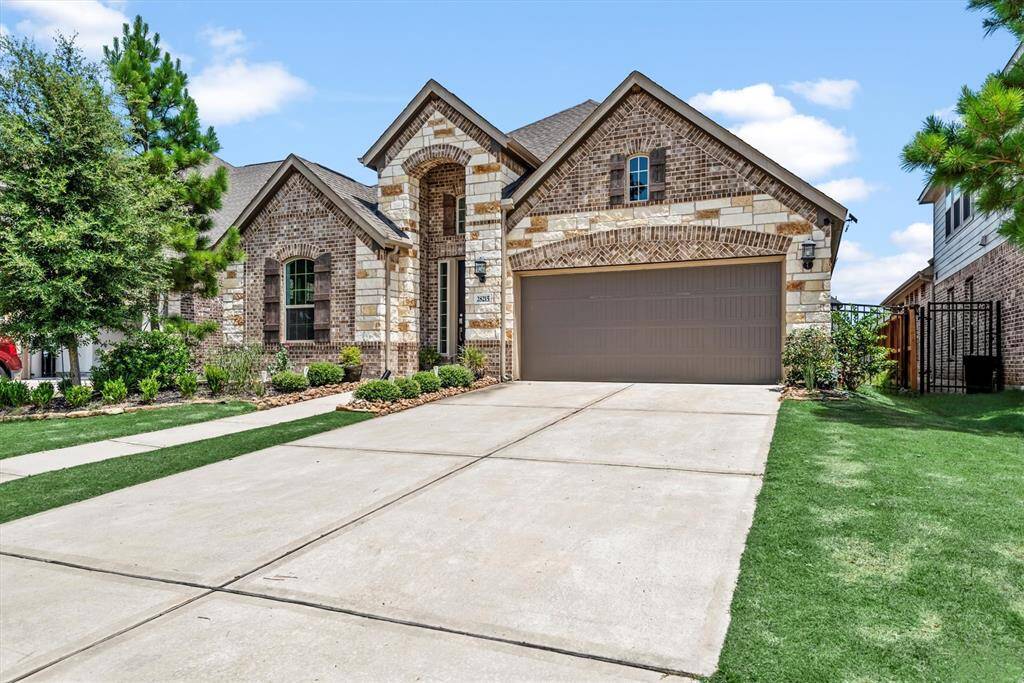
499 203 510 381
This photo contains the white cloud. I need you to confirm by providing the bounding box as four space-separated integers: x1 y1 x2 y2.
832 222 933 303
731 114 855 179
189 27 312 127
200 26 245 57
786 78 860 109
689 83 795 121
7 0 126 57
816 177 879 204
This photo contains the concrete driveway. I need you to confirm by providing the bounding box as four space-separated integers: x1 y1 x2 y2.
0 381 779 681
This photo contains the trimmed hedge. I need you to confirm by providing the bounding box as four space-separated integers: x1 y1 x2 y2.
411 371 441 393
354 379 402 403
307 362 345 387
437 364 473 389
271 371 310 393
395 377 421 399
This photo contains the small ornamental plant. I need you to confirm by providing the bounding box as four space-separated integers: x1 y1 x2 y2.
177 372 198 399
271 370 309 393
395 376 421 399
204 365 228 396
101 378 128 405
437 364 473 389
458 346 488 378
30 382 55 409
338 346 362 368
354 379 402 403
307 362 345 387
63 384 93 409
0 379 31 408
138 372 160 403
418 345 442 371
411 371 441 394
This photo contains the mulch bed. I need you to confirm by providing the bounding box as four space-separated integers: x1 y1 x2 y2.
342 376 499 416
781 386 849 401
253 381 363 410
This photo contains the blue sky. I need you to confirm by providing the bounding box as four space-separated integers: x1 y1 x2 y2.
4 0 1019 302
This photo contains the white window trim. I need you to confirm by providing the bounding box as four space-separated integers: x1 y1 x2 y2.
627 155 649 203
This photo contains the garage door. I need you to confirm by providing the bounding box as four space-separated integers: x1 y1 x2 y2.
519 261 782 383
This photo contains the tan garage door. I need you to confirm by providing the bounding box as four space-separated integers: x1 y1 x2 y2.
519 261 782 383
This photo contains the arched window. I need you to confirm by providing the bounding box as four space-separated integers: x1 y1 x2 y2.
628 155 649 202
285 258 315 341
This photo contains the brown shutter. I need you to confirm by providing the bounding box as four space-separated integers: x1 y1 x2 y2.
442 194 456 235
650 147 666 201
609 154 625 205
263 258 281 344
313 253 331 342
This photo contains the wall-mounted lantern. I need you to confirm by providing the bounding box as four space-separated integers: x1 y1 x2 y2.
474 259 487 283
800 239 816 270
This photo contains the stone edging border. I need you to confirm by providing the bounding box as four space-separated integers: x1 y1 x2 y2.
0 398 240 423
339 377 499 416
252 382 364 411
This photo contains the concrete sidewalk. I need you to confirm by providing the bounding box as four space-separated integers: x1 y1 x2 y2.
0 392 352 482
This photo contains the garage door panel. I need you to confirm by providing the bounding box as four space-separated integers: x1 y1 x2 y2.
520 262 782 384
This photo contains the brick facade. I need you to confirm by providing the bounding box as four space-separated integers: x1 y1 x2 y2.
931 241 1023 387
417 163 466 356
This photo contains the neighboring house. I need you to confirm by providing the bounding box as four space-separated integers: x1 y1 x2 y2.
881 260 933 308
189 71 848 384
901 44 1024 388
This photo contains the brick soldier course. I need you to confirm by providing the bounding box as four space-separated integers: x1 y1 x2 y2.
191 72 849 381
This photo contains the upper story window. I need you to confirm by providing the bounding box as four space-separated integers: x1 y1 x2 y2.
457 196 466 234
285 258 315 341
628 155 649 202
944 188 974 239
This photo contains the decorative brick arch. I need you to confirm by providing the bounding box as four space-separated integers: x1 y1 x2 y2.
402 143 471 177
509 225 792 271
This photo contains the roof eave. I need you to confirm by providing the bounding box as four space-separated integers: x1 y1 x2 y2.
508 71 848 224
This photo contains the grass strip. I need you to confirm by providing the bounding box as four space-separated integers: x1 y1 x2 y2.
0 410 372 524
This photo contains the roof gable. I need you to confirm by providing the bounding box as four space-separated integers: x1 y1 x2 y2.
506 71 848 226
359 80 540 172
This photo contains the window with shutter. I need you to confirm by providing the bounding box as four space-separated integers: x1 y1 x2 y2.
443 194 456 235
285 259 315 341
609 154 625 205
313 253 331 342
263 258 281 344
649 147 666 201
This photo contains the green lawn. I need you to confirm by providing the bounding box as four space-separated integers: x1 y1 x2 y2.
711 389 1024 682
0 401 256 459
0 410 372 523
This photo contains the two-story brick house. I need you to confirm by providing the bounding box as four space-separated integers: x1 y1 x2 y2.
191 71 848 384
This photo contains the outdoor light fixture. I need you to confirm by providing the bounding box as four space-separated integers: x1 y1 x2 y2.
800 239 816 270
474 259 487 282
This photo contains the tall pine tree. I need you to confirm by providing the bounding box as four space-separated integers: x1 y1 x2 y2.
104 16 243 320
901 0 1024 248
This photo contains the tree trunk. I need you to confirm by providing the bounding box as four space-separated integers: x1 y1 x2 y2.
148 290 161 331
65 338 82 386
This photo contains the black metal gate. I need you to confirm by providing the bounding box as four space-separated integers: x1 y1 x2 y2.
919 301 1003 393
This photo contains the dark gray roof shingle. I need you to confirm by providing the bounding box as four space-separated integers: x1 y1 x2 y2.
508 100 599 161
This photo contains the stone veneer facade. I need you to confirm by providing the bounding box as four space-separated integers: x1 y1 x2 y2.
192 83 841 381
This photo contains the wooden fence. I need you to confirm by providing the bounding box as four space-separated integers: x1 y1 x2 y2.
880 307 917 392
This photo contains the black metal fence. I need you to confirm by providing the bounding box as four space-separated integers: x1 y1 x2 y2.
919 301 1003 393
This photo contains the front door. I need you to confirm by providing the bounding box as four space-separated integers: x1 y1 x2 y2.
457 259 467 350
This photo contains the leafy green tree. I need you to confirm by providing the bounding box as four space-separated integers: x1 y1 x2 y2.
104 16 242 314
0 35 173 384
901 0 1024 247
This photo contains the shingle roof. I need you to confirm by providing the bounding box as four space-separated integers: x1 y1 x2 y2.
205 157 281 245
508 100 599 161
205 155 406 245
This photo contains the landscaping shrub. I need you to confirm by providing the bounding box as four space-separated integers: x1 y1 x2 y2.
177 373 198 399
267 348 290 376
782 328 837 389
418 345 442 371
458 345 488 378
204 364 228 396
30 382 54 409
339 346 362 368
354 379 402 403
0 379 31 408
63 384 93 408
395 376 421 399
161 316 219 348
57 378 74 396
271 370 309 393
138 373 160 403
411 371 441 393
101 378 128 405
831 311 893 390
213 344 265 395
437 364 473 388
307 362 345 387
92 330 190 392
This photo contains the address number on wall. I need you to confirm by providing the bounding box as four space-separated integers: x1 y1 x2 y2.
474 293 492 304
